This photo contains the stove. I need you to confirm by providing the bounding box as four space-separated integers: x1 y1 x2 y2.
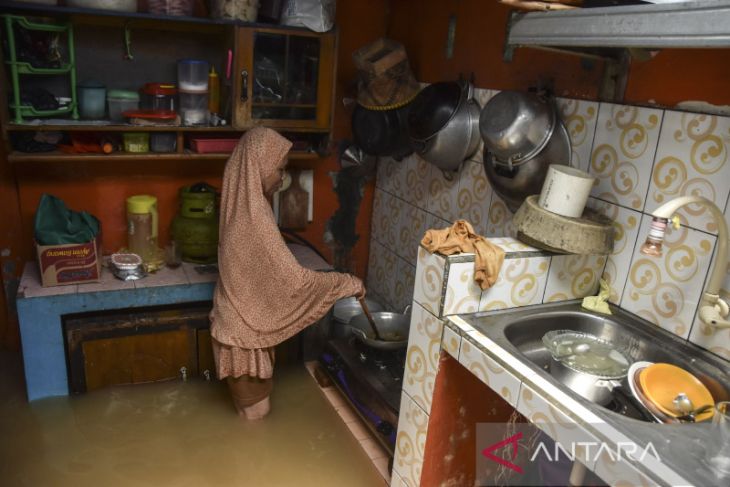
320 337 406 456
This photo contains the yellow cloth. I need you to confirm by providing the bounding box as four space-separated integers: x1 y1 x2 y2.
582 278 612 315
420 220 505 290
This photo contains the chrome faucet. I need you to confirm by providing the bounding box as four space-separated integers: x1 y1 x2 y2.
640 196 729 329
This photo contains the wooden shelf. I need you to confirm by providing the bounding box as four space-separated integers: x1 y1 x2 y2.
8 150 320 163
5 123 331 133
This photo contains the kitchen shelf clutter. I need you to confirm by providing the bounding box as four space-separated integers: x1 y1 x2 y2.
1 2 337 160
3 14 79 123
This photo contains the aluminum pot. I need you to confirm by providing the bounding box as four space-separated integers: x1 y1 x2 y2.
408 80 481 171
483 119 571 212
549 356 625 405
348 305 411 351
479 91 556 164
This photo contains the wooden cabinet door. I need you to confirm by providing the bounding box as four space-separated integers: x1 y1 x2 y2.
82 330 193 392
233 26 336 131
197 328 216 378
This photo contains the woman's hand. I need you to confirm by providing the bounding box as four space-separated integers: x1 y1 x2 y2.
352 276 366 299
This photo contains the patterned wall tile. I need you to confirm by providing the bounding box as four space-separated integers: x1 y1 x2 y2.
443 261 482 316
413 246 447 316
688 309 730 362
383 194 406 250
389 470 409 487
490 237 540 253
441 325 461 358
458 339 521 407
393 257 416 313
370 189 386 245
376 156 408 195
516 383 600 469
456 161 493 237
393 392 429 487
557 97 600 173
426 212 452 232
367 239 397 309
486 193 516 238
588 198 642 304
589 103 663 211
396 202 429 265
544 255 607 303
479 255 550 312
403 303 443 413
402 154 432 209
646 111 730 235
621 214 715 339
427 162 464 222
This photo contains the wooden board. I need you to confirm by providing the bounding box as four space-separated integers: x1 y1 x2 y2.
512 195 614 254
278 169 309 229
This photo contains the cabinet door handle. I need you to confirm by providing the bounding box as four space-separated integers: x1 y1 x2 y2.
241 70 248 102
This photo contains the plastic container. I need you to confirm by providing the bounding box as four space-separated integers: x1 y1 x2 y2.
190 138 238 153
148 0 194 16
211 0 260 21
107 89 139 122
140 83 177 112
78 81 106 119
123 132 150 153
151 132 177 153
177 60 209 92
126 195 158 263
180 92 209 126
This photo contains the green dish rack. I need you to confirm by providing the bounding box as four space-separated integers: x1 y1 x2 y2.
3 14 79 123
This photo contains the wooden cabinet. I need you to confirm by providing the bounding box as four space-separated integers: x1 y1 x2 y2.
64 303 213 393
233 26 336 131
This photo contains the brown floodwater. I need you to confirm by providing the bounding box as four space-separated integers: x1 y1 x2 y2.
0 352 386 487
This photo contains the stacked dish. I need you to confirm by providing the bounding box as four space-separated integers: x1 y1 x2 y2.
627 361 715 423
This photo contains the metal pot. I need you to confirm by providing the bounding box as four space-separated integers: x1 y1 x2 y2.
483 119 571 212
348 305 411 350
408 80 481 171
549 356 625 405
479 91 556 164
352 103 413 160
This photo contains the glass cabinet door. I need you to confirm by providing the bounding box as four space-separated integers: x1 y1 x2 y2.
251 32 320 121
234 27 335 130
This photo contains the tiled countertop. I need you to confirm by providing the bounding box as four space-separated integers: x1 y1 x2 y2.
442 303 729 487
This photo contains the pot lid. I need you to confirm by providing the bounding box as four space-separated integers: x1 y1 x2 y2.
407 81 462 140
542 330 631 379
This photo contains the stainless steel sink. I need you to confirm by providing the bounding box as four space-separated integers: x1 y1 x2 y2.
465 302 730 419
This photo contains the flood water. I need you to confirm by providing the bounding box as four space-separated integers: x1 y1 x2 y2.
0 353 386 487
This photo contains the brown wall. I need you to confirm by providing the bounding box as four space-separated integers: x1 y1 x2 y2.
0 1 390 349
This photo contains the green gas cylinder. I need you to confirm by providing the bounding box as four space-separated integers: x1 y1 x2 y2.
171 184 219 263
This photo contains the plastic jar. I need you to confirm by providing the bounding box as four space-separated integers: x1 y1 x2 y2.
211 0 260 21
147 0 194 16
180 92 209 126
78 81 106 119
107 90 139 122
140 83 178 112
126 195 158 263
177 60 209 92
123 132 150 153
151 132 177 153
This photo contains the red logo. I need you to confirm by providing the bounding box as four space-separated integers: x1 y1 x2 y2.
481 432 524 474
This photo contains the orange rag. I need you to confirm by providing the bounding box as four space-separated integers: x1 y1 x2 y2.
421 220 505 290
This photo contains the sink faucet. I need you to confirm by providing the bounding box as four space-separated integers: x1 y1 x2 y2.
640 196 729 329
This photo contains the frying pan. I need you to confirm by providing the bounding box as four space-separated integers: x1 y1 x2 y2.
348 305 411 350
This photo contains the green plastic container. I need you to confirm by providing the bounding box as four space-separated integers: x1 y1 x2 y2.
171 186 219 264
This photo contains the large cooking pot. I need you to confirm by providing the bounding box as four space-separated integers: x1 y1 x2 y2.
543 330 631 405
407 80 481 171
480 91 556 164
483 120 571 212
348 305 411 350
352 103 413 160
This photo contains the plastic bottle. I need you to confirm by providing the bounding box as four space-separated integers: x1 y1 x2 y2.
208 66 220 115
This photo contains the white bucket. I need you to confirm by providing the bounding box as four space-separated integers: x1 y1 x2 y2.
538 165 595 218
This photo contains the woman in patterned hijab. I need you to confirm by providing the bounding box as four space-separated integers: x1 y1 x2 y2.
211 127 364 419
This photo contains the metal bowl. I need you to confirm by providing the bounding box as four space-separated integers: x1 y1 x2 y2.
479 91 556 164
